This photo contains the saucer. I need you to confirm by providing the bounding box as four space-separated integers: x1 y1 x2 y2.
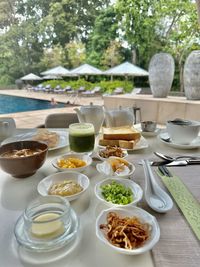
14 208 79 252
18 230 81 264
159 132 200 149
141 128 160 137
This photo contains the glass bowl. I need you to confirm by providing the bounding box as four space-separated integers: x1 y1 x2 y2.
14 196 79 252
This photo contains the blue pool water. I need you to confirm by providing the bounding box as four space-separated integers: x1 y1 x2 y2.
0 95 66 114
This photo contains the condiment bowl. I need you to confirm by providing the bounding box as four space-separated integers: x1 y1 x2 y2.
97 147 128 161
0 141 48 178
94 178 143 208
37 171 90 201
14 195 79 252
52 153 92 173
96 157 135 179
96 207 160 255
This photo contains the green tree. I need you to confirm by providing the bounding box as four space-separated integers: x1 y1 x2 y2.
39 45 66 70
115 0 200 90
65 41 86 68
115 0 160 67
101 40 123 67
86 6 119 67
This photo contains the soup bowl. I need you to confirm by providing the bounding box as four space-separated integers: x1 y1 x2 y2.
0 141 48 178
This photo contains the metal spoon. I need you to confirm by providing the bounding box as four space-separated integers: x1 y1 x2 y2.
154 152 200 162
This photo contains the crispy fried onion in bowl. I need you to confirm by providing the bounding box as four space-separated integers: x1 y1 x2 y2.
96 207 160 255
100 212 150 249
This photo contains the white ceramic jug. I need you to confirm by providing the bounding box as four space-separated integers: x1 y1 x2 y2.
0 118 16 142
104 106 134 127
74 103 104 134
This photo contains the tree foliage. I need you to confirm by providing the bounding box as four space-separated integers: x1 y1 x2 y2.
0 0 199 90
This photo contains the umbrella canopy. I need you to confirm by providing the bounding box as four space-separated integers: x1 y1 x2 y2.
21 73 42 81
70 63 102 75
103 61 149 77
42 75 62 80
41 66 70 76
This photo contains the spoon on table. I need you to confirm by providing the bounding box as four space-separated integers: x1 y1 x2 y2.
154 152 200 162
142 159 173 213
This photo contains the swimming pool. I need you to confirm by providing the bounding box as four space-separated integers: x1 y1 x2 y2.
0 95 66 114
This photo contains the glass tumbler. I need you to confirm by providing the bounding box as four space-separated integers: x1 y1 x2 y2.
69 123 95 153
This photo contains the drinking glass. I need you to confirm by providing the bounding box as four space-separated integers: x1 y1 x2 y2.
69 123 95 153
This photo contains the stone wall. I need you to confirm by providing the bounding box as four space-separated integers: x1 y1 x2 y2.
103 94 200 124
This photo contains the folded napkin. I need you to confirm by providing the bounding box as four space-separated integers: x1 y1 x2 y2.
157 170 200 241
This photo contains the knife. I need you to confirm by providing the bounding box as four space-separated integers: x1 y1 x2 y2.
151 159 200 166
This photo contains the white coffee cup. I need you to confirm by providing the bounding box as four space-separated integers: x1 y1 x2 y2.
166 119 200 144
0 118 16 142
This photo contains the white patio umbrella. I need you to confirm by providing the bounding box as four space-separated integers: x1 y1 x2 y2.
20 73 42 81
41 66 70 76
42 75 62 80
70 63 102 75
103 61 149 77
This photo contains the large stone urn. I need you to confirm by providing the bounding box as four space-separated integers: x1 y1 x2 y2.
184 50 200 100
149 52 175 98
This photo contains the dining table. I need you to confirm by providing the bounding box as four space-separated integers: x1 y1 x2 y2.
0 128 199 267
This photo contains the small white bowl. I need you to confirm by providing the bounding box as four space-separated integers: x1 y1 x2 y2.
96 207 160 255
97 147 128 161
52 153 92 172
37 171 90 201
96 157 135 179
94 178 143 208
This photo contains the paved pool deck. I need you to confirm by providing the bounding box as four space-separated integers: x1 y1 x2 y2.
0 90 103 128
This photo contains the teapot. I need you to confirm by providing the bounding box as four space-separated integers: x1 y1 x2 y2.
74 103 105 134
0 118 16 142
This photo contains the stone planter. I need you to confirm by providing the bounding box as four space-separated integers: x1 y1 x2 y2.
149 53 175 98
184 50 200 100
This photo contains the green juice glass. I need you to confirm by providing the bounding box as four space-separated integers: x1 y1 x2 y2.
69 123 95 153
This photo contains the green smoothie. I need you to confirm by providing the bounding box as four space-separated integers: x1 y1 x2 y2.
69 123 95 152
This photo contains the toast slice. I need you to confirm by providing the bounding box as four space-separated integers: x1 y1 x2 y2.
99 139 119 147
103 126 141 141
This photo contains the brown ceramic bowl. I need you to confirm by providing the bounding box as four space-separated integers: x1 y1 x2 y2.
0 141 48 178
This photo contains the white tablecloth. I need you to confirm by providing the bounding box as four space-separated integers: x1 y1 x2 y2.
0 129 199 267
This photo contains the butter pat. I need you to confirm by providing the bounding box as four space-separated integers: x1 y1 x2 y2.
31 213 65 239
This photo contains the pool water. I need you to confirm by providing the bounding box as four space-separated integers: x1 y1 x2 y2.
0 95 66 114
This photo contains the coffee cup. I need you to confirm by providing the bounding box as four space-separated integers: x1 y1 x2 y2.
141 121 157 132
166 119 200 144
0 118 16 142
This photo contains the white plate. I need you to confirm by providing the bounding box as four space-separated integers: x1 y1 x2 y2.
159 132 200 150
1 129 69 151
98 136 148 151
96 207 160 255
37 171 90 201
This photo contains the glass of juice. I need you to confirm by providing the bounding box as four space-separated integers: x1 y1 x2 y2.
69 123 95 153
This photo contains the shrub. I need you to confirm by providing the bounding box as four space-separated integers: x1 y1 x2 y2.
41 78 133 93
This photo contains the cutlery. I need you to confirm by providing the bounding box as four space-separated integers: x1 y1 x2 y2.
151 159 200 166
158 165 173 177
154 152 200 161
142 159 173 213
